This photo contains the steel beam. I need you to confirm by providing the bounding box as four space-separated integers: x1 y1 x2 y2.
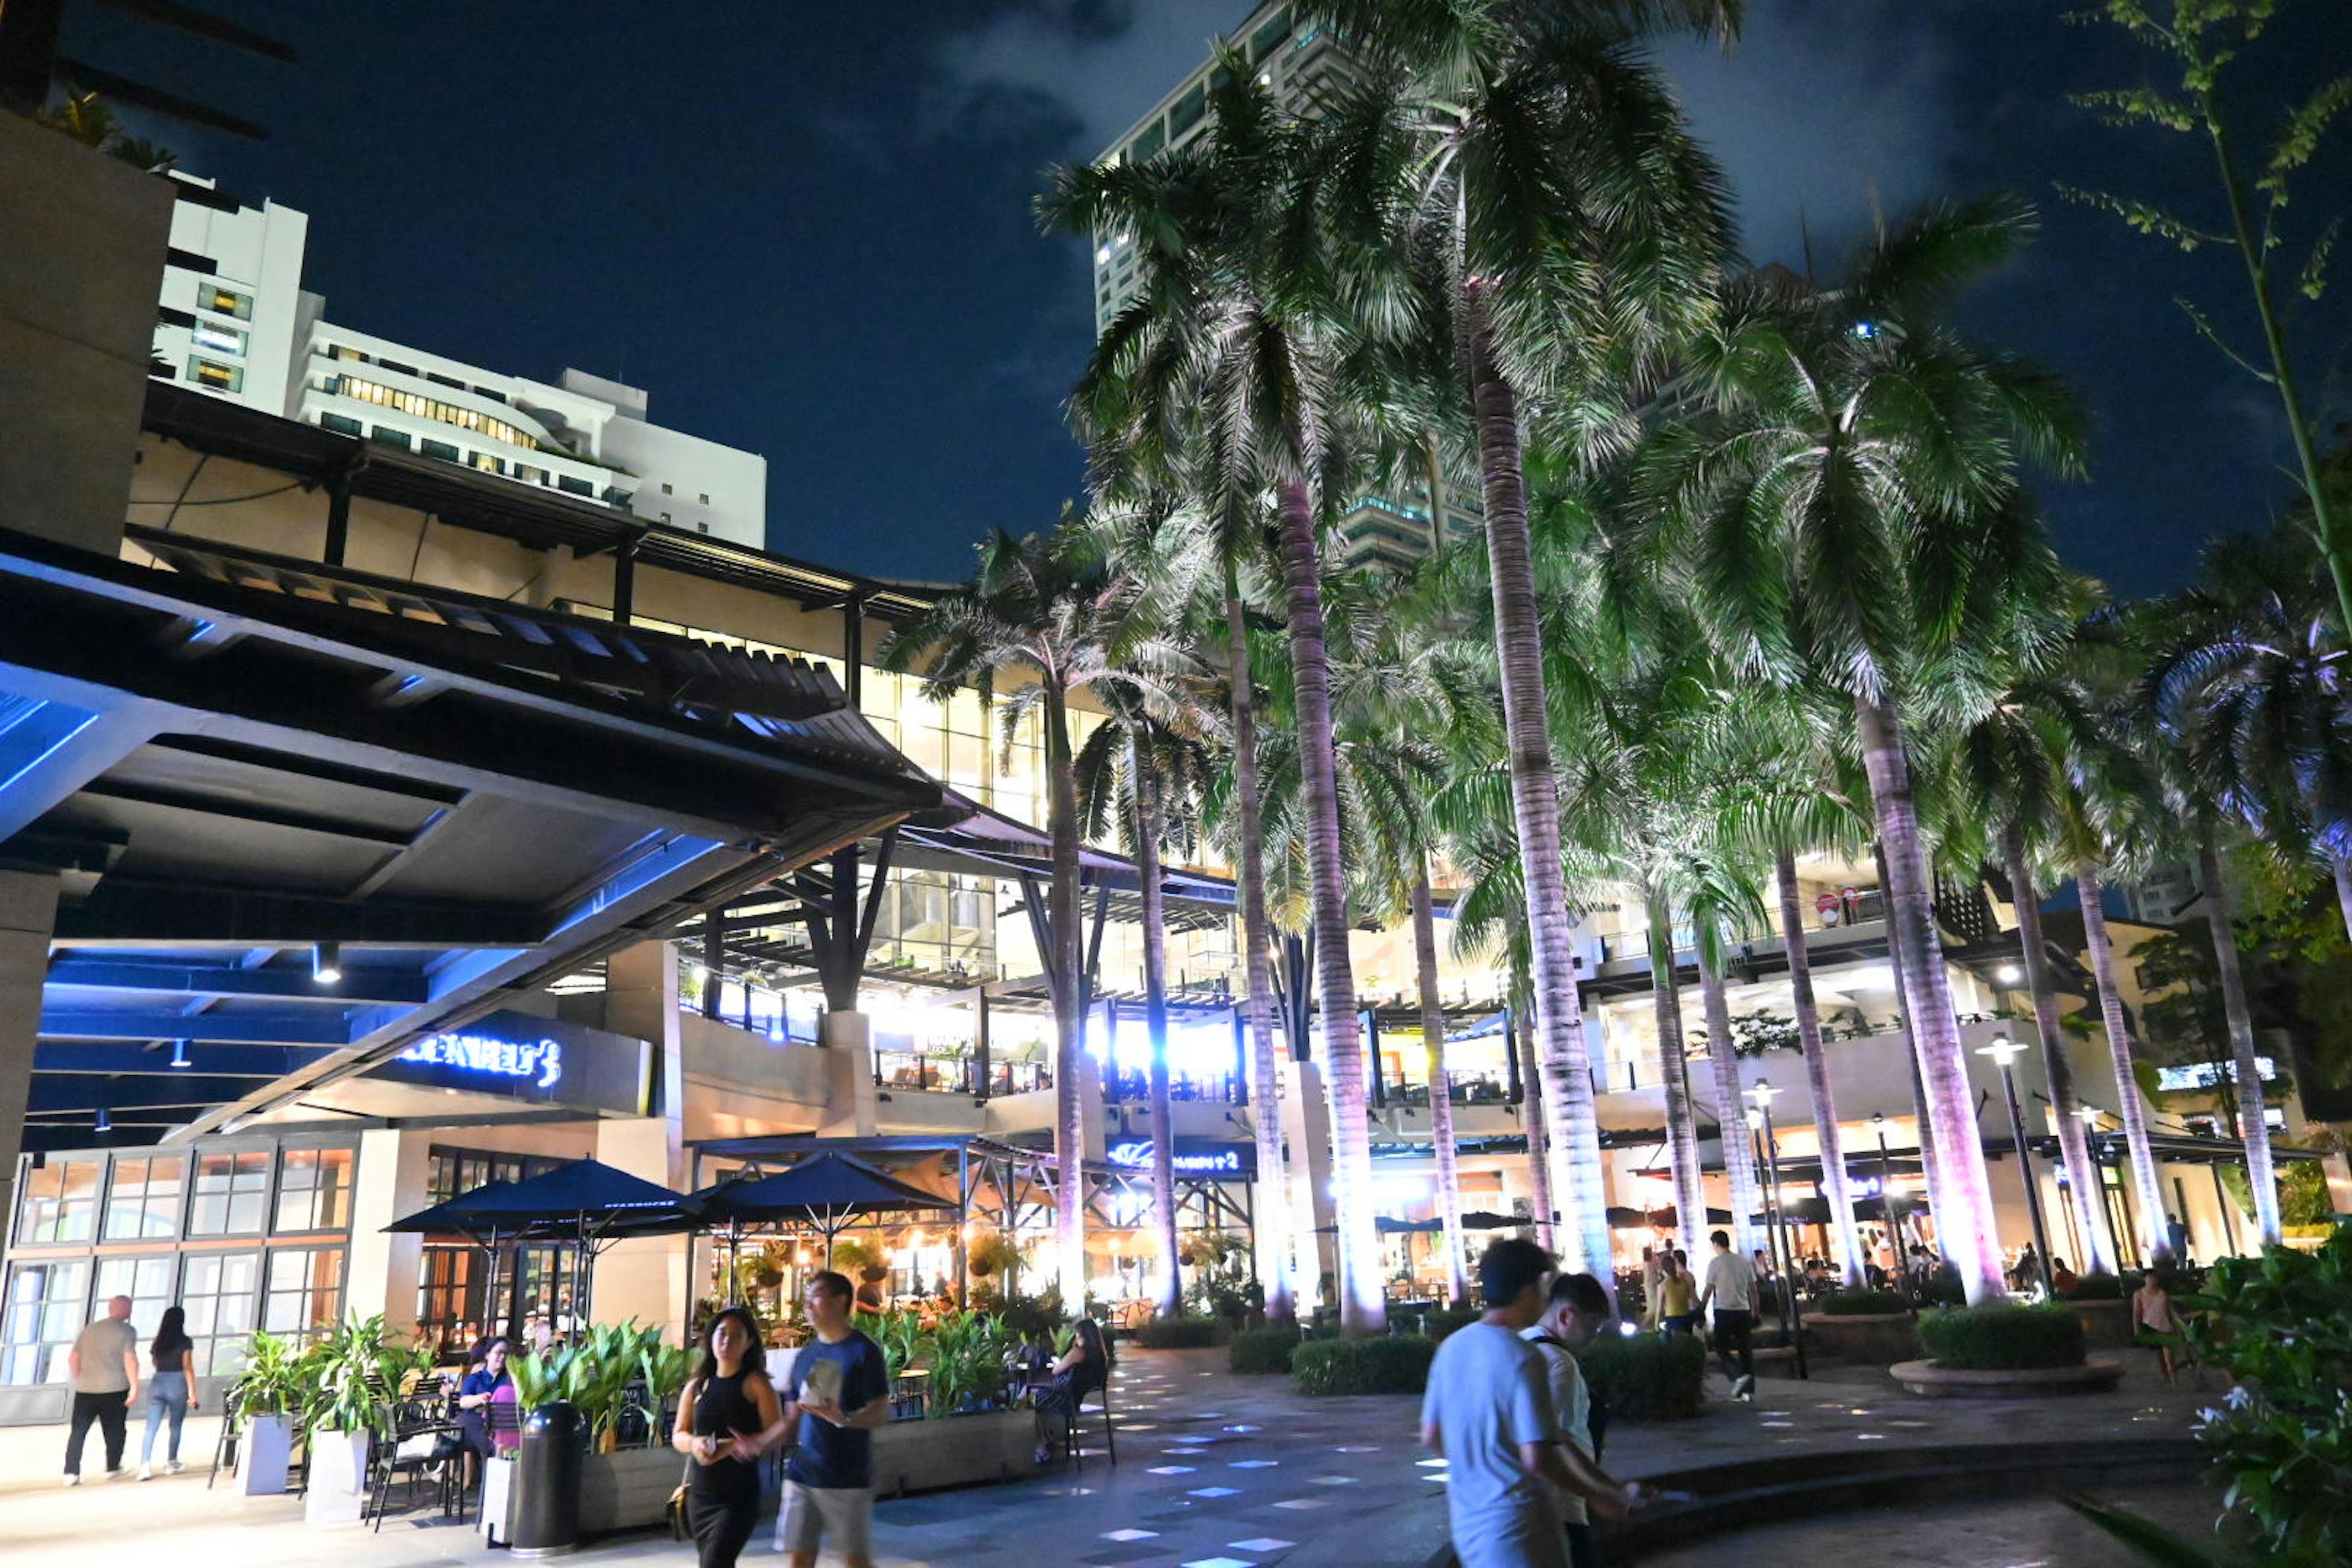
39 1009 354 1046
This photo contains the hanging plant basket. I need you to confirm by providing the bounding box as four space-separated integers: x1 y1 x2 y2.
860 1266 889 1284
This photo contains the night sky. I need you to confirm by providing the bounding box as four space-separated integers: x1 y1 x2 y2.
64 1 2349 600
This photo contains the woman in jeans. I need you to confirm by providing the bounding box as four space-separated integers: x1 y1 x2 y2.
138 1306 197 1479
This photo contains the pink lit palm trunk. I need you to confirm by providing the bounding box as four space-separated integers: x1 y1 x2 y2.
1227 581 1294 1320
2003 821 2112 1276
1273 480 1384 1334
1698 952 1765 1260
1855 694 2006 1302
1646 900 1710 1257
2076 864 2168 1262
1045 688 1091 1307
1133 752 1183 1317
1512 990 1557 1254
1469 295 1610 1282
1413 869 1471 1305
1779 848 1866 1285
2198 835 2281 1246
2334 858 2352 949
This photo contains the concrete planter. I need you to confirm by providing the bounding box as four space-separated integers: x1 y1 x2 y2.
303 1428 372 1524
1889 1358 2125 1398
576 1446 687 1535
1807 1313 1917 1366
2067 1298 2133 1350
870 1409 1039 1496
241 1412 295 1496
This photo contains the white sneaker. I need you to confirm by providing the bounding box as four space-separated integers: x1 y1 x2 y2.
166 1460 184 1475
105 1468 129 1480
62 1474 80 1488
1733 1374 1756 1399
138 1464 153 1480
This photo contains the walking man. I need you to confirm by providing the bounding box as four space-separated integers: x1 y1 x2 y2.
64 1294 140 1485
1696 1230 1757 1400
774 1270 889 1568
1421 1239 1626 1568
1521 1273 1639 1568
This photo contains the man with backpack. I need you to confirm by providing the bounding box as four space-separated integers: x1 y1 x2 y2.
1520 1273 1636 1567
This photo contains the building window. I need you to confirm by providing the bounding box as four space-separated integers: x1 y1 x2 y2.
318 412 362 437
206 284 253 320
424 371 467 390
333 375 543 453
415 1245 480 1355
473 386 507 404
660 482 673 496
188 1150 271 1236
103 1156 184 1241
1 1259 89 1386
375 358 417 378
178 1252 260 1376
420 437 461 463
511 464 543 485
659 512 672 524
94 1256 176 1344
369 426 412 450
272 1148 352 1234
470 451 503 475
557 475 594 497
187 356 243 393
15 1159 100 1245
698 522 709 534
193 320 246 356
1170 83 1207 140
697 492 710 505
260 1249 343 1342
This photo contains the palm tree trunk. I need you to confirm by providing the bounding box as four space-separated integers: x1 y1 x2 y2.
1697 948 1764 1261
1646 894 1709 1257
1778 848 1866 1286
2333 856 2352 951
1468 291 1611 1283
2076 862 2168 1263
1044 688 1090 1308
1227 577 1293 1321
1132 745 1183 1319
1511 978 1558 1254
1273 480 1384 1335
2198 833 2281 1246
1412 868 1471 1306
1877 839 1947 1250
2003 820 2112 1275
1855 694 2007 1302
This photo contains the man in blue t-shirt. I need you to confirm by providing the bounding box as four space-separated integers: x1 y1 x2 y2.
775 1271 889 1567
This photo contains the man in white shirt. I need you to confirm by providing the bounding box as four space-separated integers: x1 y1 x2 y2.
1520 1273 1637 1568
1695 1229 1757 1400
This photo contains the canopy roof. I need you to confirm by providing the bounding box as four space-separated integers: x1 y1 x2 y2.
695 1152 957 1229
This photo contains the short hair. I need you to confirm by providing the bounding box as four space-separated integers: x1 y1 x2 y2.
1709 1229 1730 1249
1479 1238 1554 1309
807 1270 853 1303
1546 1272 1610 1317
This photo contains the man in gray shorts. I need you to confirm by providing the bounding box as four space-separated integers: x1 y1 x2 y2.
774 1272 888 1564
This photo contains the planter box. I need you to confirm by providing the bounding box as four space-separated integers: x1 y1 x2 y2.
241 1412 295 1496
304 1429 372 1525
1807 1313 1918 1366
2067 1298 2133 1350
870 1409 1039 1496
577 1446 687 1536
1888 1358 2125 1398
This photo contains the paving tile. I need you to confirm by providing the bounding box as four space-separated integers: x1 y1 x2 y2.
1082 1546 1172 1566
1147 1465 1198 1475
1189 1487 1243 1498
1229 1460 1278 1469
1306 1476 1358 1486
1229 1540 1296 1553
1101 1528 1161 1541
1269 1499 1327 1510
1183 1558 1259 1568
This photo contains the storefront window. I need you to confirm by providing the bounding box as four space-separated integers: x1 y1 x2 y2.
2 1260 89 1385
415 1245 481 1356
189 1152 272 1235
94 1256 176 1341
261 1249 343 1341
179 1252 260 1376
273 1148 353 1234
104 1156 186 1240
15 1159 100 1245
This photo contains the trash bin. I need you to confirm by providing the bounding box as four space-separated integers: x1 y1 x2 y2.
510 1400 584 1558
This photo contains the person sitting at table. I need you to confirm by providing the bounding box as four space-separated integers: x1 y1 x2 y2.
453 1336 512 1493
1031 1317 1110 1464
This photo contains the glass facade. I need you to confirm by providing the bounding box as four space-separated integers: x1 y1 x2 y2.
330 374 546 453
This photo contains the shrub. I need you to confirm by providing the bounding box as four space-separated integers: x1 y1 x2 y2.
1228 1326 1302 1376
2069 1270 2125 1300
1416 1308 1481 1342
1293 1335 1436 1395
1917 1304 2085 1370
1820 1289 1910 1316
1577 1332 1705 1421
1136 1315 1227 1350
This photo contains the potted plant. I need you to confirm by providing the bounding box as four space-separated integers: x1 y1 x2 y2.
510 1322 699 1536
226 1330 304 1496
298 1314 430 1525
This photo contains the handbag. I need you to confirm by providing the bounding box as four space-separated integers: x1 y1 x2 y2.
666 1459 693 1540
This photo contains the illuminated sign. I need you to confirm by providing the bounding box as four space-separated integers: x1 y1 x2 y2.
398 1032 563 1088
2155 1057 2276 1093
1107 1140 1247 1177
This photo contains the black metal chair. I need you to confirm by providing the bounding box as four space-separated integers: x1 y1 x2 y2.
1063 1373 1117 1471
366 1400 458 1531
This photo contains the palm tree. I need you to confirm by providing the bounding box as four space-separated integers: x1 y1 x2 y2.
882 518 1194 1306
1316 0 1737 1281
1645 195 2090 1301
1043 62 1389 1330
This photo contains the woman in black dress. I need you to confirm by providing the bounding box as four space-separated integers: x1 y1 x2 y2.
1031 1315 1110 1462
671 1306 786 1568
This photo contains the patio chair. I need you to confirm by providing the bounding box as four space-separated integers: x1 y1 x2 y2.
1061 1373 1117 1472
367 1400 459 1531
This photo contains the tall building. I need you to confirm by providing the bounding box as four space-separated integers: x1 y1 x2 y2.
150 173 768 549
1087 5 1477 573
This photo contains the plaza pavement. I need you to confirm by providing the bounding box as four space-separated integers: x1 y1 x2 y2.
0 1347 2217 1568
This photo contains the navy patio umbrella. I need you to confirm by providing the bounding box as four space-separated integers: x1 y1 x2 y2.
691 1152 959 1289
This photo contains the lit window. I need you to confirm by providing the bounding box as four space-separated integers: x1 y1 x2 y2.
187 356 243 393
660 511 672 524
194 320 245 355
207 285 253 320
470 451 502 475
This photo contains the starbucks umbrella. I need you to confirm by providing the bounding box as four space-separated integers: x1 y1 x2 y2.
691 1153 958 1292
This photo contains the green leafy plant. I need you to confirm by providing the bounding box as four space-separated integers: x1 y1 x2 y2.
226 1329 306 1420
296 1314 431 1439
2071 1270 2127 1300
510 1322 687 1449
1227 1327 1305 1376
1292 1336 1435 1395
1135 1316 1227 1349
1578 1332 1707 1422
828 1238 880 1277
923 1310 1011 1418
1820 1289 1910 1316
1916 1303 2086 1370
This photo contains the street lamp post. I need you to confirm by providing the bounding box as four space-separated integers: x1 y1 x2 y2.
1977 1034 2053 1297
1745 1079 1808 1380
